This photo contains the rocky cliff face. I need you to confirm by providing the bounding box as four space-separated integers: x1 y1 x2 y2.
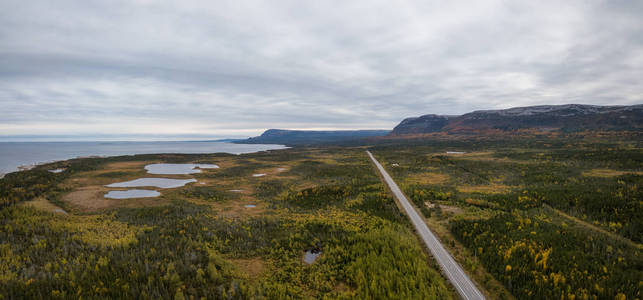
391 114 451 135
390 104 643 135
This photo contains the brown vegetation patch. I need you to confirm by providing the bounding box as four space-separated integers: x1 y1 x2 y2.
333 282 351 293
229 257 266 278
104 161 151 170
405 172 450 185
63 186 111 211
275 166 289 173
441 205 463 215
189 196 267 218
62 185 167 212
220 201 266 218
453 151 538 164
464 198 501 209
582 168 643 177
459 151 495 157
22 197 68 214
211 159 237 169
457 184 512 194
425 202 463 215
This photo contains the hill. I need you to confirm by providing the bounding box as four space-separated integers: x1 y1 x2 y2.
390 104 642 135
238 129 390 145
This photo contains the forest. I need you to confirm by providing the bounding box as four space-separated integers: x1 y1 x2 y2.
1 132 641 299
371 132 642 299
0 148 452 299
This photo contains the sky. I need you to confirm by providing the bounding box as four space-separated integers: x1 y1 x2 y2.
1 0 642 140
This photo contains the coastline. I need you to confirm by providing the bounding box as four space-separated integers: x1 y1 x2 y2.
0 141 288 178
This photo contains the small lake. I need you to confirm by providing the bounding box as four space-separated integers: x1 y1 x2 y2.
244 204 256 208
145 163 219 175
107 178 197 188
104 189 160 199
304 250 322 264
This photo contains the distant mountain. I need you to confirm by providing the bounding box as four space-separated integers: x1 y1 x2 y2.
239 129 390 145
392 114 454 135
390 104 643 135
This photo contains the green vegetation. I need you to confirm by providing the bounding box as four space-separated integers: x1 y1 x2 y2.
2 132 641 299
0 148 452 299
0 157 103 208
450 208 640 299
372 132 642 299
180 186 235 202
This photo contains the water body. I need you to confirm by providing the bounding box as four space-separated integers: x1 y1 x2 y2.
145 163 219 175
244 204 256 208
48 168 65 173
303 250 322 264
104 189 161 199
0 141 286 176
107 178 197 189
52 208 68 214
252 173 266 177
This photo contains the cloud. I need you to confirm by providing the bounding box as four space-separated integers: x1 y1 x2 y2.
0 0 641 138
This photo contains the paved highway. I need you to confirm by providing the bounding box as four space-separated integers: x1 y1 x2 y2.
367 151 485 300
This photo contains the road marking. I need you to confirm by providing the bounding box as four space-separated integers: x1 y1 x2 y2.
367 151 485 300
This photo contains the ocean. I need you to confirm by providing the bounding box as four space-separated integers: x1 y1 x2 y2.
0 141 287 176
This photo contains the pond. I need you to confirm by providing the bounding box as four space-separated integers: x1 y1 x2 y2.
106 178 197 188
303 250 322 264
53 208 68 214
244 204 256 208
145 163 219 175
48 168 65 173
104 189 161 199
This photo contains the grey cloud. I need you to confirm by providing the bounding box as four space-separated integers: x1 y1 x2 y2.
0 0 641 138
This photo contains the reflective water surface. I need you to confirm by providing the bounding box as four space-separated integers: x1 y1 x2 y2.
104 189 161 199
145 163 219 175
303 250 322 264
0 141 286 176
106 178 197 188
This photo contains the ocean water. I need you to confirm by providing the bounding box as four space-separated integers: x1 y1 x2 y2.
0 141 286 176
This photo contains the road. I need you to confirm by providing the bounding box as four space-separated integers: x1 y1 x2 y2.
367 151 485 300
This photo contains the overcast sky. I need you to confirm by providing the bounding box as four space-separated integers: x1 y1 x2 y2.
1 0 642 139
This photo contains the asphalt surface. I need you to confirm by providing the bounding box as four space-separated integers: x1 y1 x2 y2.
367 151 485 300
